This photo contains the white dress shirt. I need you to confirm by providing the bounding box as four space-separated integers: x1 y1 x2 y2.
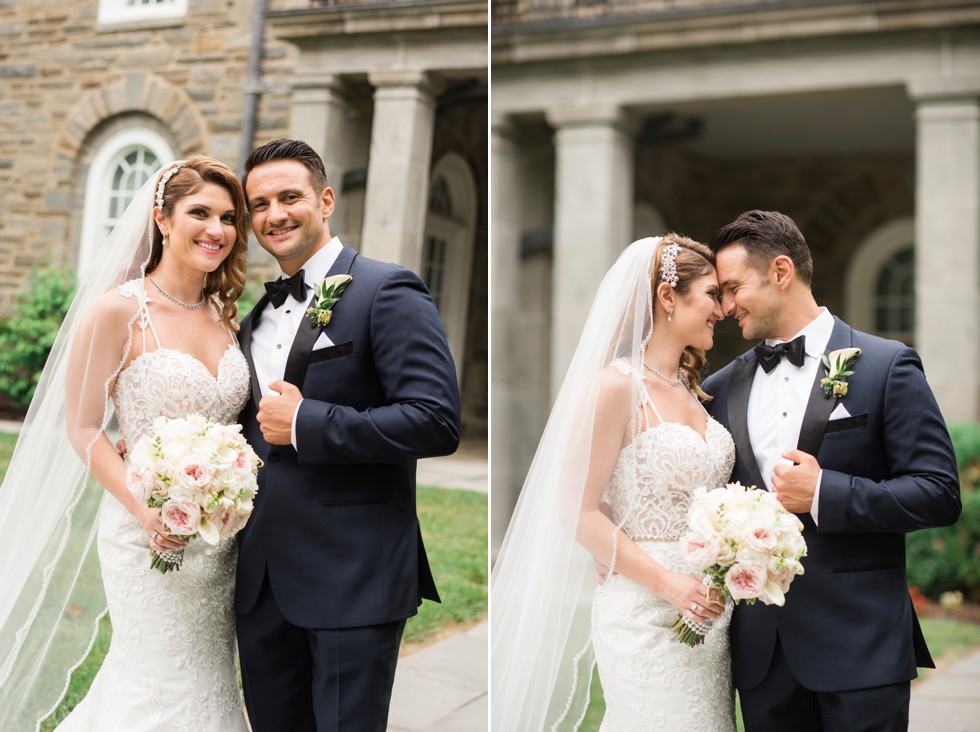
250 236 343 448
746 307 834 523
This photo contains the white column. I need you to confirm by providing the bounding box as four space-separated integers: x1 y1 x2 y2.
289 73 349 199
361 71 437 271
490 114 523 559
909 79 980 421
546 106 635 398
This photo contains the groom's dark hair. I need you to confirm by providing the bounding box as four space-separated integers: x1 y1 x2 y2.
242 138 329 196
709 210 813 287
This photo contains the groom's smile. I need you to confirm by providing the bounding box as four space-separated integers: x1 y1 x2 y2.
246 159 336 274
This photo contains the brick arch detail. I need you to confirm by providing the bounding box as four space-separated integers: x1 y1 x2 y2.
55 72 207 169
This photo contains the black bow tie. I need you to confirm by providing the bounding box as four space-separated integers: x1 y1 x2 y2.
755 335 806 374
264 270 307 309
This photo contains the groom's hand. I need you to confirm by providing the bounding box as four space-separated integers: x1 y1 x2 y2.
772 449 820 514
258 380 303 445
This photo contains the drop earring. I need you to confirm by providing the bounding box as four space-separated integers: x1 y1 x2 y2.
667 311 672 323
162 237 168 247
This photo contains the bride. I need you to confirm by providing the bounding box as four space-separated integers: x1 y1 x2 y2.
0 157 251 730
491 235 736 731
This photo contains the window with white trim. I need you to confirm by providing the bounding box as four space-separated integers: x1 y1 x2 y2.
98 0 187 25
421 154 477 384
79 128 174 279
844 217 915 346
873 247 914 343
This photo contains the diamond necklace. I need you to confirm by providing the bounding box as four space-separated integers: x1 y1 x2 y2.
146 274 207 310
642 361 684 387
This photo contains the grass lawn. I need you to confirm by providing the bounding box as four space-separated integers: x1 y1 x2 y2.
404 485 488 650
573 615 980 732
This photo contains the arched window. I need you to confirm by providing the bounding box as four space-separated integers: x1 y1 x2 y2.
845 217 915 345
79 128 174 279
421 154 477 383
873 247 914 342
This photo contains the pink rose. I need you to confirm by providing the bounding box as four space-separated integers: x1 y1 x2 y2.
160 500 201 536
681 534 721 571
744 525 777 553
127 468 156 503
235 450 250 471
724 562 767 601
176 457 213 492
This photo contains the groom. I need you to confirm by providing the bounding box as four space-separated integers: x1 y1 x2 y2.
703 210 961 731
234 138 461 731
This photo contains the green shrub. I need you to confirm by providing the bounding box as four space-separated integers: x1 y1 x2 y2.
948 421 980 491
0 267 75 409
907 422 980 602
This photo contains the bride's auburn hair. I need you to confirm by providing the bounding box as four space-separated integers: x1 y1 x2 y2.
652 233 716 401
147 156 249 331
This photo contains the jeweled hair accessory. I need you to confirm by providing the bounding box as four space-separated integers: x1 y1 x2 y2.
155 161 187 209
660 242 680 288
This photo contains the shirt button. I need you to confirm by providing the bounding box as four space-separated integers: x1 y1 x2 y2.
277 344 282 349
782 412 788 417
784 376 789 382
285 310 291 314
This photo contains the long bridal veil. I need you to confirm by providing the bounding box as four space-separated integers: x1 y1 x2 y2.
0 172 161 730
491 237 662 731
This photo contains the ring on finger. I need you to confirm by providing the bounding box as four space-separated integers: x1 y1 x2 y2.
690 601 698 613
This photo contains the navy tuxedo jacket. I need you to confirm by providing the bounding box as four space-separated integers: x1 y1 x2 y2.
703 317 960 692
235 244 461 629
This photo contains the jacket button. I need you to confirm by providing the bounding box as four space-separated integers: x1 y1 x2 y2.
268 452 281 464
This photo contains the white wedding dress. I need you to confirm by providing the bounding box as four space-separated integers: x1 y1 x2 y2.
57 281 251 731
591 360 737 732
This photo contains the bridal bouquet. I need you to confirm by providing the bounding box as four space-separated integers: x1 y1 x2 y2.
127 414 261 573
673 481 807 646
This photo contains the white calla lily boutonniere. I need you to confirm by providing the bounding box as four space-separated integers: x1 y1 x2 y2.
306 274 352 328
821 347 861 398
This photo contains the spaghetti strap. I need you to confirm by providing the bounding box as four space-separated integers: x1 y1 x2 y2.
644 392 665 426
117 278 161 352
138 291 163 352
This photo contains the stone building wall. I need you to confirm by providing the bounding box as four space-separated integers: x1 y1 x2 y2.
0 0 298 313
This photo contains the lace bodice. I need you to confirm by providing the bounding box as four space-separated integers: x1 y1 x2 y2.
592 360 737 732
112 279 249 443
604 360 735 541
56 280 251 731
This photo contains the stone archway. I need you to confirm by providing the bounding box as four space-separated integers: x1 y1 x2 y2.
53 72 208 177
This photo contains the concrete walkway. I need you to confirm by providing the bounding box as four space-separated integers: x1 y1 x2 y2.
389 439 489 731
388 622 488 732
417 438 488 493
909 647 980 731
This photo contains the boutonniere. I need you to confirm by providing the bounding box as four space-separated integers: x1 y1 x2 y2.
306 274 352 328
820 347 861 398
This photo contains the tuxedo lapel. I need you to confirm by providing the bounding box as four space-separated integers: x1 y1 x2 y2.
797 318 852 456
238 297 267 409
282 297 321 392
728 354 768 491
281 244 359 392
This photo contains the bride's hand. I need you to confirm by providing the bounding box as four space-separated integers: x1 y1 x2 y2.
137 505 188 552
662 572 725 622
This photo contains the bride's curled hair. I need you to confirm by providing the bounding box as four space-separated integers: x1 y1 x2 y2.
146 156 249 330
652 233 716 401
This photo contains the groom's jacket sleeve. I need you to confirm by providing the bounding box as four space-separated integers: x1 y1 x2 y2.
293 266 461 465
816 346 961 534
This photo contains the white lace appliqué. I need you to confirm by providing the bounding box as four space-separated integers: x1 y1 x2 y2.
55 281 250 731
591 358 737 732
